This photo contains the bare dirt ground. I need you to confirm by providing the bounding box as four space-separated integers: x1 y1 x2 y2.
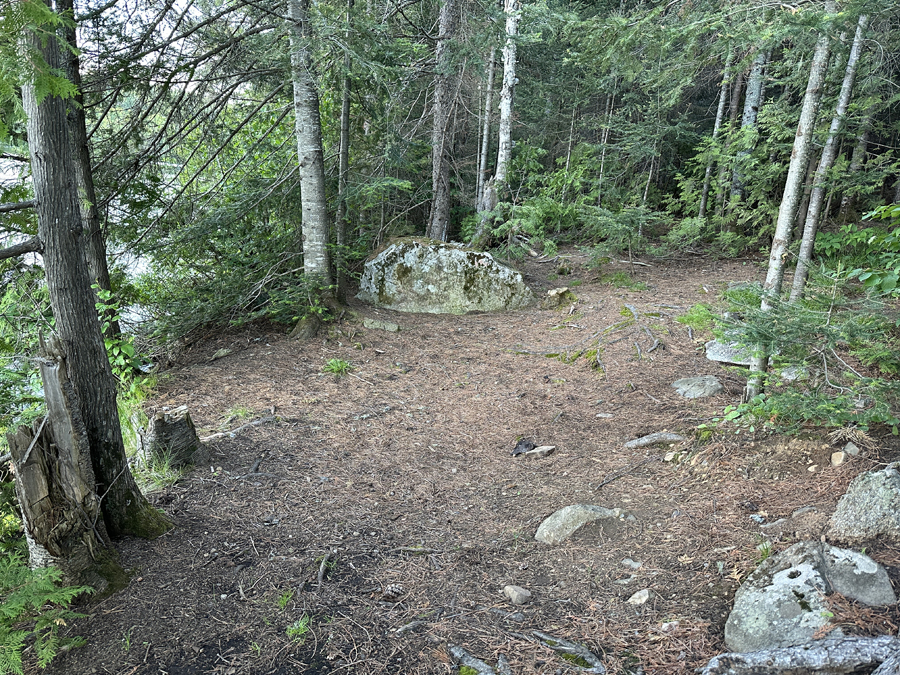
41 252 900 675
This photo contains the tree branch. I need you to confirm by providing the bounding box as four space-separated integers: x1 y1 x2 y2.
0 200 35 214
0 236 42 261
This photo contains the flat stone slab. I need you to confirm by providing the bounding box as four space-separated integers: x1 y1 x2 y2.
672 375 723 398
705 339 753 365
624 432 685 449
535 504 626 545
829 462 900 543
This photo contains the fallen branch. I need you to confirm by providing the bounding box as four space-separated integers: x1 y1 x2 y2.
448 645 496 675
701 636 900 675
200 416 277 442
317 550 335 590
596 458 658 490
532 630 605 672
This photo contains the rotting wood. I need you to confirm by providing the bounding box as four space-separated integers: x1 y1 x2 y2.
200 415 277 442
701 635 900 675
137 405 207 468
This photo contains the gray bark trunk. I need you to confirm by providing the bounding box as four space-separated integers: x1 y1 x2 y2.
8 337 118 587
699 49 734 219
791 14 868 301
475 49 496 212
334 0 354 303
426 0 459 241
289 0 332 285
729 49 769 210
716 69 744 219
746 3 834 399
838 126 869 223
22 11 171 540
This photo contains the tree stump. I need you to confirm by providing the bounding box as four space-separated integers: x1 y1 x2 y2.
137 406 207 469
7 338 120 589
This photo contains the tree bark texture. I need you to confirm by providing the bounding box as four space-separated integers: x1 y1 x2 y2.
475 48 496 212
137 406 207 469
289 0 332 285
701 635 900 675
746 3 834 399
790 13 868 301
8 337 121 588
57 0 119 337
427 0 459 242
334 0 354 303
729 48 769 210
838 126 869 222
699 49 734 219
716 69 744 219
22 14 171 540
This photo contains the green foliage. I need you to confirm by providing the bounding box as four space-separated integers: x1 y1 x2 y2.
286 615 311 644
277 590 294 611
323 359 352 376
677 304 715 331
0 552 91 674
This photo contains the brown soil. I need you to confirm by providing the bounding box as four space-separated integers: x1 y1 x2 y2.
40 253 900 675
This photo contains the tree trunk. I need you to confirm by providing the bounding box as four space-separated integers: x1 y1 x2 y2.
426 0 459 241
473 0 519 245
475 48 496 212
716 69 744 219
791 13 868 301
728 48 769 214
58 0 120 337
598 88 616 201
746 3 834 399
289 0 332 285
8 337 122 588
334 0 354 303
699 49 734 219
838 126 869 223
137 406 207 469
22 11 172 541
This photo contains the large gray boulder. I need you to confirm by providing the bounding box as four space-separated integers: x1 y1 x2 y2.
671 375 723 398
535 504 627 545
725 541 895 653
829 463 900 543
705 339 753 366
357 239 533 314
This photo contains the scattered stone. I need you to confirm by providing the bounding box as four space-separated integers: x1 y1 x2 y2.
357 239 533 314
663 451 678 462
624 432 685 449
520 445 555 459
807 464 818 472
626 589 652 606
660 621 680 633
595 412 614 419
701 636 900 675
541 287 578 309
535 504 627 545
778 365 808 382
724 541 895 653
209 348 232 362
831 451 847 467
362 318 400 332
496 654 513 675
511 439 536 456
671 375 724 399
844 441 860 456
448 645 496 675
622 558 642 570
532 631 605 672
705 339 753 366
503 585 532 605
829 463 900 543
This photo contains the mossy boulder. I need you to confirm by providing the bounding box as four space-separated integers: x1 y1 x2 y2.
356 239 533 314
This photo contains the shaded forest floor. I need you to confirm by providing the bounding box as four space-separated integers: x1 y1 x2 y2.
41 252 900 675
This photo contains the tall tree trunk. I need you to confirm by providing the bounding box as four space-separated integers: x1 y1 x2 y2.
598 87 615 202
793 150 820 242
716 69 744 219
334 0 354 303
426 0 459 241
475 48 495 212
58 0 120 337
22 12 171 541
728 48 769 216
289 0 332 285
746 2 834 399
838 126 869 223
473 0 519 245
791 13 868 301
700 49 734 219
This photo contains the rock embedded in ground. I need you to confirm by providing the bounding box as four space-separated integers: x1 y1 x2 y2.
624 432 685 449
519 445 555 459
724 541 895 653
357 239 533 314
362 318 400 332
829 463 900 543
626 589 651 605
535 504 626 544
671 375 724 398
503 585 532 605
705 339 753 366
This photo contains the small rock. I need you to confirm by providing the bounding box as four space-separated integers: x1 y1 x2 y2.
626 589 652 605
503 585 532 605
363 318 400 332
663 451 677 462
535 504 626 545
672 375 724 399
660 621 680 633
831 451 847 467
622 558 642 570
210 348 232 361
779 365 808 382
595 413 614 419
844 441 860 456
520 445 555 459
624 432 685 449
808 464 818 472
705 339 753 366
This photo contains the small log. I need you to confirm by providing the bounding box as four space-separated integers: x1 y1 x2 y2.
701 636 900 675
137 406 208 468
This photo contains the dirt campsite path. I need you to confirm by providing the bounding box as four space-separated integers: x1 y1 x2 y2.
41 252 900 675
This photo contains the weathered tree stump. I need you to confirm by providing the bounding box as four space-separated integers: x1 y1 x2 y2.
137 406 207 469
8 338 122 589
